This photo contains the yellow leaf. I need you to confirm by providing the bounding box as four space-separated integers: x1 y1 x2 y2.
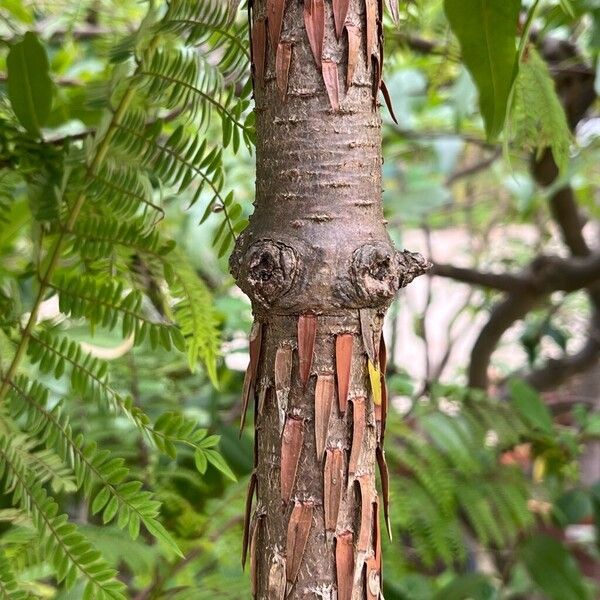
368 360 381 406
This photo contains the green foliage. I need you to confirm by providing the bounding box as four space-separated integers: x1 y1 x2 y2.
444 0 521 140
387 389 534 569
0 0 249 594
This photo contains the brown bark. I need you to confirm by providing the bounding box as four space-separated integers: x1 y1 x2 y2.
230 1 428 597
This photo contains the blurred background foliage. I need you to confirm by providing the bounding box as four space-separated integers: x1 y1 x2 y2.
0 0 599 599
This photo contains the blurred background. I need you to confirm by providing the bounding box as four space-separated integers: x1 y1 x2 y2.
1 0 599 598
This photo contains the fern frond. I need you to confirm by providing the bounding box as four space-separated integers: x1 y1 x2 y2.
138 49 252 151
512 48 572 174
0 549 35 600
87 163 163 223
113 111 225 207
27 332 216 460
166 253 220 385
161 0 249 74
51 274 184 350
5 376 181 557
0 432 127 598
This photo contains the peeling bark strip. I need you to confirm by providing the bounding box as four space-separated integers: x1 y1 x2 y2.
366 0 378 62
276 41 293 102
304 0 324 67
280 416 304 503
274 344 293 432
376 446 392 540
251 18 267 86
268 552 287 600
365 498 381 600
242 470 257 568
335 333 353 412
321 60 341 111
267 0 285 52
335 531 355 600
249 515 263 596
324 448 345 532
377 335 388 443
359 308 377 364
240 322 263 435
233 0 429 594
314 374 335 460
345 24 360 89
298 314 317 388
348 396 366 479
332 0 350 39
286 501 314 585
380 80 399 124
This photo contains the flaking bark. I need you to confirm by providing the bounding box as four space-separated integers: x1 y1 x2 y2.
232 0 429 597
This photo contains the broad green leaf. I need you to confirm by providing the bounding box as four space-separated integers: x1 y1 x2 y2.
520 534 590 600
444 0 521 140
509 379 554 434
6 32 53 137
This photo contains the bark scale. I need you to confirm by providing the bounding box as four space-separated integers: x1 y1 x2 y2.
230 1 428 597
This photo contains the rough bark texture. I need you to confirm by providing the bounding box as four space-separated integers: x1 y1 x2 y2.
231 1 428 597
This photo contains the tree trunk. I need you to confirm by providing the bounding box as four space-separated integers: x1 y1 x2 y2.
230 1 428 597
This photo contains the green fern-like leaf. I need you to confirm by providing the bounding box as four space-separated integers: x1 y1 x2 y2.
512 48 572 173
0 432 128 598
5 376 181 557
0 549 35 600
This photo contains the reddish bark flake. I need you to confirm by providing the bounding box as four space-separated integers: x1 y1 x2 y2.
304 0 324 68
345 24 360 89
380 79 399 124
298 314 317 388
322 60 341 112
333 0 350 39
376 446 392 540
280 416 304 503
240 322 263 436
275 41 293 102
286 501 314 584
267 0 285 52
274 344 293 431
268 552 287 600
348 396 366 479
357 476 374 553
251 18 267 86
324 448 345 532
242 471 257 568
366 498 382 600
335 333 353 412
365 0 377 62
335 531 355 600
315 374 335 461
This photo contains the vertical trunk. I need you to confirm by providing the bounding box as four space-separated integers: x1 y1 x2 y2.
231 1 428 597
